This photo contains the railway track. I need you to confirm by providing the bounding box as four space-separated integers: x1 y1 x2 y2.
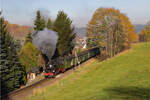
3 59 94 100
5 73 65 100
6 79 47 100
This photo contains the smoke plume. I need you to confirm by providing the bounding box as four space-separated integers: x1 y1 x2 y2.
32 28 58 60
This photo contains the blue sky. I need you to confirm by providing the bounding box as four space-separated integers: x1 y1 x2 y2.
1 0 150 27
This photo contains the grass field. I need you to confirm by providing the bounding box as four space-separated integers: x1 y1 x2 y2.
27 42 150 100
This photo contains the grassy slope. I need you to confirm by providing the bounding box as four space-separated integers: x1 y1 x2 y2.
27 42 150 100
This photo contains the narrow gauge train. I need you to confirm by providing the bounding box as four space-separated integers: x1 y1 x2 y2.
44 47 102 78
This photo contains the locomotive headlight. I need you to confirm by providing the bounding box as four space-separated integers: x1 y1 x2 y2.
50 65 52 68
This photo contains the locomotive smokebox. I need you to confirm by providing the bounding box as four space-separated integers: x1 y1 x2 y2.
32 28 58 60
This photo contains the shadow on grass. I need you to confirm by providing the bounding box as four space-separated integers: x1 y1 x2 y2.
103 86 150 100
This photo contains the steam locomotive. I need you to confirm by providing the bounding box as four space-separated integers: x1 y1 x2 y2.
44 47 102 78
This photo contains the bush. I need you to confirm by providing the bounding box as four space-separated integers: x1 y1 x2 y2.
19 42 42 72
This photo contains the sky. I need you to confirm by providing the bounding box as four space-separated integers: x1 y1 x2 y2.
1 0 150 27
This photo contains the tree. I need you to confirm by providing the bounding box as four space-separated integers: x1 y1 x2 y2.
53 11 75 56
139 22 150 42
24 32 32 45
34 10 45 31
41 17 46 30
87 8 136 57
14 39 22 53
0 15 26 96
47 18 52 29
19 42 42 72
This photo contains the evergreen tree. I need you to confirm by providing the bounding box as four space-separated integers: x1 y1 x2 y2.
14 39 22 52
0 15 10 96
34 10 45 31
0 15 26 96
53 11 75 56
24 32 32 45
47 18 52 29
41 17 46 30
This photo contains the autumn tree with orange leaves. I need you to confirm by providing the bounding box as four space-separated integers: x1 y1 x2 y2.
86 8 137 57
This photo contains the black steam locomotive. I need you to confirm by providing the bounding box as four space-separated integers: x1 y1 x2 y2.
44 47 102 78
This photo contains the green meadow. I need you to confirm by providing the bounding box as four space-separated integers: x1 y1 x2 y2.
27 42 150 100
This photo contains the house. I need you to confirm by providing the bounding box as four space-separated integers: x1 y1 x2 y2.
73 34 87 54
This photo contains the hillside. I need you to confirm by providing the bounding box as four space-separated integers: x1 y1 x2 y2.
75 27 86 37
27 43 150 100
5 21 32 41
134 24 145 33
73 24 144 37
